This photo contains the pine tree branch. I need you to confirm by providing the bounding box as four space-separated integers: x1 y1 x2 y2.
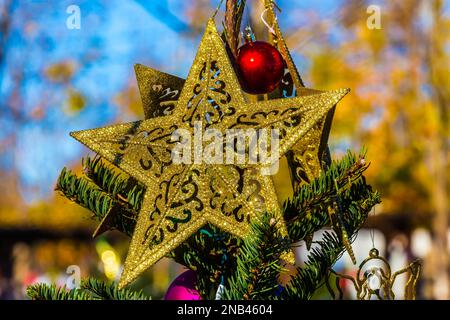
56 167 115 221
83 156 145 211
27 278 151 300
280 231 343 300
26 284 92 300
283 150 373 242
81 278 150 300
222 213 291 300
280 181 380 300
55 157 144 236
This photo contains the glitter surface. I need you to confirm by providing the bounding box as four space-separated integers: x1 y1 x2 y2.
71 20 349 288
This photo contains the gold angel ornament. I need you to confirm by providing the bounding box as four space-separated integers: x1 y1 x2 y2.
327 248 422 300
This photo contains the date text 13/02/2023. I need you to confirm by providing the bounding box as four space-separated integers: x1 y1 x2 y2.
176 304 273 318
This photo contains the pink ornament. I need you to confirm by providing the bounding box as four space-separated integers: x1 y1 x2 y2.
164 270 201 300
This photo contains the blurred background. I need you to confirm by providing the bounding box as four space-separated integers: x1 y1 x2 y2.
0 0 448 299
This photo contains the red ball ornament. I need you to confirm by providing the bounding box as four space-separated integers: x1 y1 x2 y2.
236 41 285 95
164 270 201 300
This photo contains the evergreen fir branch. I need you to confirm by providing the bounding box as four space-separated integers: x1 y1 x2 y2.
56 167 114 221
280 231 343 300
55 166 138 236
83 156 145 211
26 284 91 300
280 183 380 300
81 278 151 300
26 279 151 300
283 150 372 242
286 177 380 242
222 213 291 300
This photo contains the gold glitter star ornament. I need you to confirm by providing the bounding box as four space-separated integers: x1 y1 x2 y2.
71 19 349 288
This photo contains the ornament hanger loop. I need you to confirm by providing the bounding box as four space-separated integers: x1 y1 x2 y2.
261 4 277 36
369 248 379 258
